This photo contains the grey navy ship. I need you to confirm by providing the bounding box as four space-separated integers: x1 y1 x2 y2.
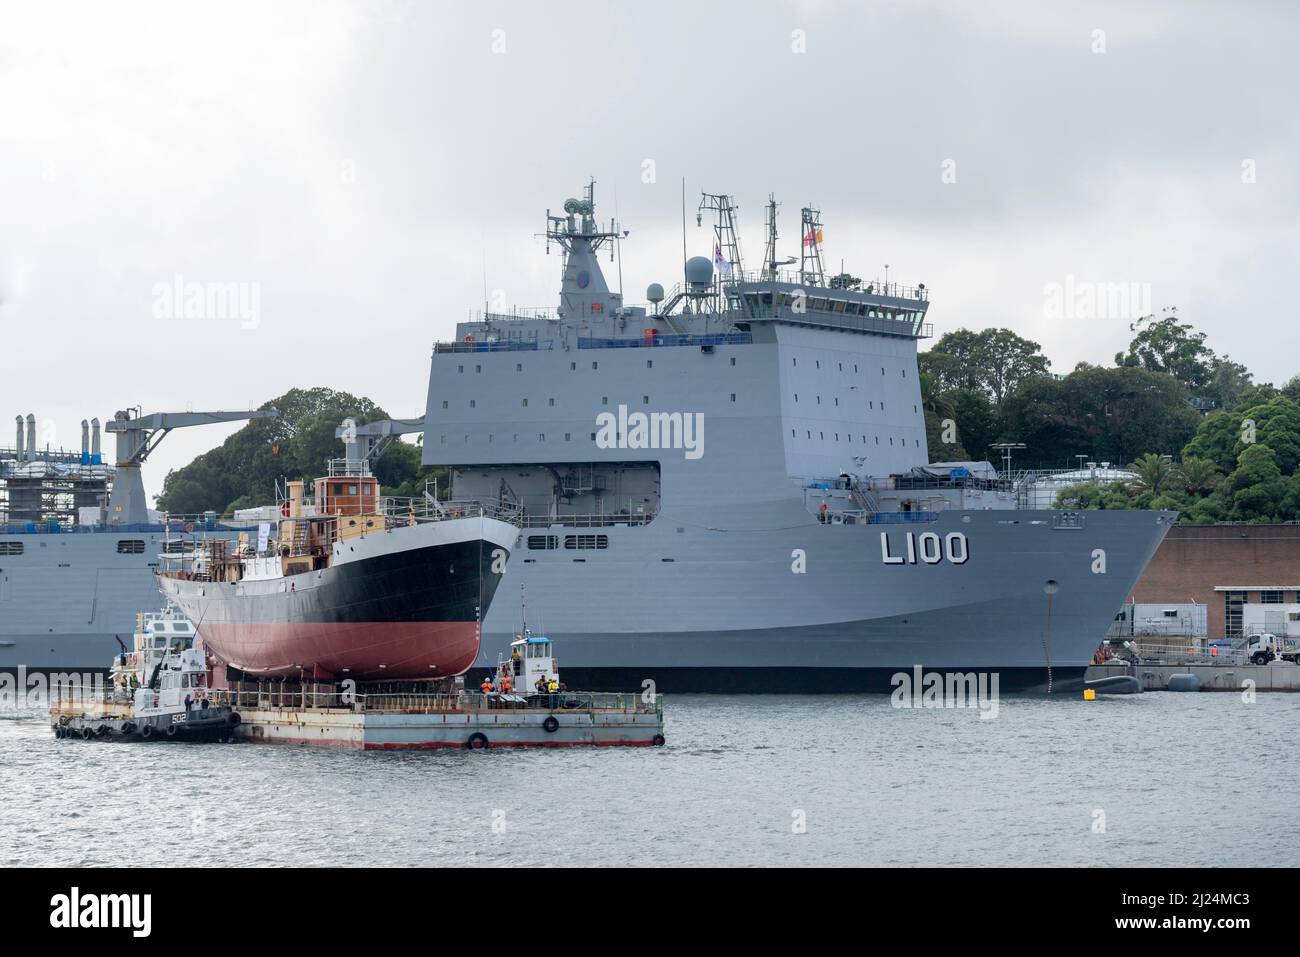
399 182 1175 691
3 183 1176 691
0 411 272 672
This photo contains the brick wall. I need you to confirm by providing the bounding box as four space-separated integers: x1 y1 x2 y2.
1130 525 1300 638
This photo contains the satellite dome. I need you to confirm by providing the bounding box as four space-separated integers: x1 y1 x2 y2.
685 256 713 288
646 282 665 304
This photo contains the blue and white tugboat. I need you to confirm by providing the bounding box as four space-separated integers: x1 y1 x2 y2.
50 606 240 742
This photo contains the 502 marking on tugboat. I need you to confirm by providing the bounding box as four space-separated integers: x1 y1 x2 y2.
49 604 241 744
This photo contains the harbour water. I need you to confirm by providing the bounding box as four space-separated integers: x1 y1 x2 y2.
3 692 1294 867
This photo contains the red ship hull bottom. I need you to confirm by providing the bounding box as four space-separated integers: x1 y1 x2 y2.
198 620 480 680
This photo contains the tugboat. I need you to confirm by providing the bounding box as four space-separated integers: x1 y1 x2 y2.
51 606 240 742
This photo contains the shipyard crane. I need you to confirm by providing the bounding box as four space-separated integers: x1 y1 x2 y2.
336 416 426 462
105 408 279 525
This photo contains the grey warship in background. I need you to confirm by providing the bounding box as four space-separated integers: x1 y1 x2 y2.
390 183 1174 691
0 410 272 671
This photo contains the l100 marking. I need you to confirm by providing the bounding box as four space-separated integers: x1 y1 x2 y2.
880 531 969 565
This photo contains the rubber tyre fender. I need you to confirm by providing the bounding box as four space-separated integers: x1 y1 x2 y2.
652 734 666 747
140 724 155 740
165 724 179 738
467 732 489 750
80 727 94 740
227 711 242 727
542 715 559 733
121 722 137 735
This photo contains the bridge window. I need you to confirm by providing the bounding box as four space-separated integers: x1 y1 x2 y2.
528 536 558 550
0 542 23 556
565 535 609 550
117 540 145 554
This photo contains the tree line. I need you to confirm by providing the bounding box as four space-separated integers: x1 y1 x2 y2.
920 310 1300 523
154 387 441 516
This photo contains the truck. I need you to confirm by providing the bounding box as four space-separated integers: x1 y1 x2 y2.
1243 633 1300 666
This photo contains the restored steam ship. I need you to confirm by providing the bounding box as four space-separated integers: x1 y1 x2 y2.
156 460 517 680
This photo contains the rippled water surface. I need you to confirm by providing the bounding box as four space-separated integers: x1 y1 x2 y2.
2 692 1294 867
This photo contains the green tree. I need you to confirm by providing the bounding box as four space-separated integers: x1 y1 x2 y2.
1114 308 1216 389
1179 456 1223 495
1224 444 1288 522
998 364 1199 466
920 328 1051 404
1205 356 1253 410
1128 453 1182 495
156 387 394 515
1182 395 1300 476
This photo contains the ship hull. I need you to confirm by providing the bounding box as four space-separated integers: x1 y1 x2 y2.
471 507 1175 692
158 517 517 680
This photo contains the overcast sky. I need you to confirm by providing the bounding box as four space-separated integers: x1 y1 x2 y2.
2 0 1297 501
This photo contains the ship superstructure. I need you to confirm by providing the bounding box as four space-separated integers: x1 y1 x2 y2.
415 182 1175 691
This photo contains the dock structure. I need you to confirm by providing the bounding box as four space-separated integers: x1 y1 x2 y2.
1086 663 1300 692
227 683 665 750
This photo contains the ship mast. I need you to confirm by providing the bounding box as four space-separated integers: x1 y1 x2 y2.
543 179 627 319
799 205 825 288
697 191 744 313
762 194 797 281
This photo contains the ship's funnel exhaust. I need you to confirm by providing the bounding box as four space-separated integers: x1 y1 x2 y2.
14 415 23 460
25 414 36 462
81 419 90 456
91 417 101 457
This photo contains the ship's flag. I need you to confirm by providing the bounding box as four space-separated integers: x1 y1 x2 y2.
802 227 824 247
713 243 732 277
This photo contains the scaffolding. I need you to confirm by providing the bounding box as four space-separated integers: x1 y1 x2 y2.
0 450 110 528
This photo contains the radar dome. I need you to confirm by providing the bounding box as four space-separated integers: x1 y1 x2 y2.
646 282 665 304
685 256 714 288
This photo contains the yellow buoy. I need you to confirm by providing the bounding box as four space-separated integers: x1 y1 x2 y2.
1083 688 1096 701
